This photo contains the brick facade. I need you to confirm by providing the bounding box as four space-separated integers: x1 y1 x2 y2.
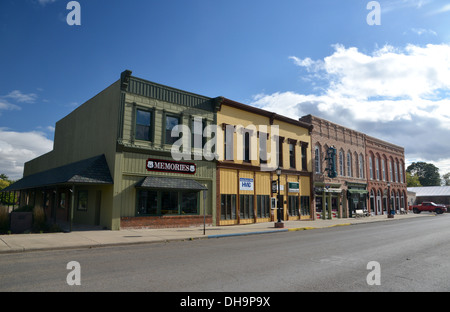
300 115 368 219
120 215 212 229
366 136 407 215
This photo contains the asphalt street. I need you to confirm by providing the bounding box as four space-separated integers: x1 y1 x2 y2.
1 214 449 292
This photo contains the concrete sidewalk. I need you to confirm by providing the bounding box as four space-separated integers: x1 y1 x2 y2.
0 213 432 254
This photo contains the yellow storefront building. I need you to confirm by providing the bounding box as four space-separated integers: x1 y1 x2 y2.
216 98 313 226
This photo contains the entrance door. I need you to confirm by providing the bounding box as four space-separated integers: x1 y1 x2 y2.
376 190 382 215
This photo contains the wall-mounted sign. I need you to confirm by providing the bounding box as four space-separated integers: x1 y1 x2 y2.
288 182 299 193
239 178 254 191
146 158 196 174
271 180 284 193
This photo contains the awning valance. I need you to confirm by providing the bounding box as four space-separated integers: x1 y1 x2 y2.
136 176 207 191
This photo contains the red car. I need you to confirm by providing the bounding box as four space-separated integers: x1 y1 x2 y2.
410 202 447 214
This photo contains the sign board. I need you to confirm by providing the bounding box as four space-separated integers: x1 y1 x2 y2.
239 178 254 191
146 158 196 174
288 182 299 193
271 180 284 193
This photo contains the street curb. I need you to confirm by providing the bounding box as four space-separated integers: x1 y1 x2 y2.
207 229 288 238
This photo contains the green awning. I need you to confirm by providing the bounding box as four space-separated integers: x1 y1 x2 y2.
347 189 368 195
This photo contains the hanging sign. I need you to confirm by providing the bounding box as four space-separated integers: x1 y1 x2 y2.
146 158 196 174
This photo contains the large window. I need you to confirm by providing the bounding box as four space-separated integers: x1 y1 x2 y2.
165 114 180 145
137 189 199 216
181 191 199 214
77 190 88 211
288 196 299 217
136 109 153 141
300 196 310 216
221 194 236 220
137 190 158 215
256 195 270 218
240 195 254 219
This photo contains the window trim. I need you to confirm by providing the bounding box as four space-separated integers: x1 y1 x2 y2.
134 107 155 142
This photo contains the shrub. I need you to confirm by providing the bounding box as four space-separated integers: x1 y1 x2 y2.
32 206 47 233
0 206 9 234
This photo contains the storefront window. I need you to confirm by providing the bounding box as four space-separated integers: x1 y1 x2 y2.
137 189 201 216
77 190 88 211
256 195 270 218
161 191 178 215
288 196 299 216
300 196 310 216
221 194 236 220
181 191 198 214
137 190 158 215
240 195 254 219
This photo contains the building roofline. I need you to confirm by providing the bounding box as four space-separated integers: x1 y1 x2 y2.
218 97 313 131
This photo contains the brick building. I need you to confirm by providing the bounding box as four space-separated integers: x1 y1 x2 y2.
299 115 368 219
366 135 407 215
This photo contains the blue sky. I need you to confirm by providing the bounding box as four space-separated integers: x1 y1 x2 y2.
1 0 450 179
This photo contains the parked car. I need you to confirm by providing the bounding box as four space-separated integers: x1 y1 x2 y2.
409 202 447 214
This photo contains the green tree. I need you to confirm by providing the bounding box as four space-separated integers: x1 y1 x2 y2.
0 174 10 191
406 162 441 186
406 172 422 187
442 173 450 186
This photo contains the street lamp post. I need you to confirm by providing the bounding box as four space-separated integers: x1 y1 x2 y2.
275 166 284 228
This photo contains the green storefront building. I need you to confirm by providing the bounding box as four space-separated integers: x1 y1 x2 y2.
4 70 218 230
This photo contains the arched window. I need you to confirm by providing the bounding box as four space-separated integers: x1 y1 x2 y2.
314 145 321 174
359 154 364 179
382 158 386 181
375 157 380 180
347 152 352 177
369 156 373 180
339 150 344 176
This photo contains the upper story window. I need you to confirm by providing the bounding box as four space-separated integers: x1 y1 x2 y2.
243 131 251 163
347 152 352 177
314 145 321 174
135 109 153 141
289 143 295 169
165 114 180 145
301 143 307 170
359 154 364 179
339 151 344 176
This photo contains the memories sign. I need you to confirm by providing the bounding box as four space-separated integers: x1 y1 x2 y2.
146 158 196 174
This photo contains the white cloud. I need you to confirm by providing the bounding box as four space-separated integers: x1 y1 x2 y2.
5 90 37 103
251 43 450 172
428 4 450 15
410 28 437 36
0 99 20 112
37 0 57 6
0 129 53 180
